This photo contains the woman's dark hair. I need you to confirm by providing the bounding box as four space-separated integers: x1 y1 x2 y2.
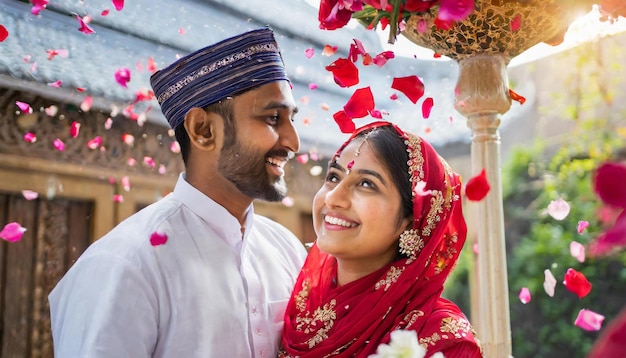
355 126 413 221
173 99 236 166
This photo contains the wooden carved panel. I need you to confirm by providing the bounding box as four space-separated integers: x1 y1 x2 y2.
0 88 184 178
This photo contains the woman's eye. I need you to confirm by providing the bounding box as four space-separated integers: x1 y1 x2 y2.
359 180 375 189
326 173 339 183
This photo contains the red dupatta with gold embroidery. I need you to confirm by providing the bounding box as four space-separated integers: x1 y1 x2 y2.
281 122 482 357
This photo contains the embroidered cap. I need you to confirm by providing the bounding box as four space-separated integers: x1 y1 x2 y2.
150 26 290 129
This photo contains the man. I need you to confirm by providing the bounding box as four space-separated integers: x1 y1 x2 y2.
49 27 307 357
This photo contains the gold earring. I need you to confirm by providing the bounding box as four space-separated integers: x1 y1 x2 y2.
399 229 424 259
197 138 206 144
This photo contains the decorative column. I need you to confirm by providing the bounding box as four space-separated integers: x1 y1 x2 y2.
400 1 597 356
454 54 512 357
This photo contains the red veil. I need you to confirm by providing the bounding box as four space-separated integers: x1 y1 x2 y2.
281 122 482 357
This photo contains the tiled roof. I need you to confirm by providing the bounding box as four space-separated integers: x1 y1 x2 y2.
0 0 531 155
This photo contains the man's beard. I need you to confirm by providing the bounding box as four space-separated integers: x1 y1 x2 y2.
218 139 288 202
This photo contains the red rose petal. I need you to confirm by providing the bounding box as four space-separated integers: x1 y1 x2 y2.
563 268 592 299
343 87 374 119
391 75 425 104
325 58 359 88
465 169 491 201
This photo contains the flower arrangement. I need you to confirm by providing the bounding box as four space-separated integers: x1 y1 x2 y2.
318 0 475 43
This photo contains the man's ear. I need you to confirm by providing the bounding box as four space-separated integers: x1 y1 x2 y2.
184 107 222 151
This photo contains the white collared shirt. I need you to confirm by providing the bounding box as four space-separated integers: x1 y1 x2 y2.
49 173 307 357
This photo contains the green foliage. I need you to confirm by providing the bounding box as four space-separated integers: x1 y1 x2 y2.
505 141 626 358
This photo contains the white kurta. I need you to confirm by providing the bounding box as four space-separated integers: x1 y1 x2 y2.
49 174 307 358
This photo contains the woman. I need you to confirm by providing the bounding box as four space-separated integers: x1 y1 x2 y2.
281 121 483 357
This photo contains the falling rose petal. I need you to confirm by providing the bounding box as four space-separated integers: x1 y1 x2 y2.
150 231 168 246
122 133 135 146
108 176 116 185
0 222 27 242
302 118 311 125
588 214 626 256
45 105 58 117
308 83 318 90
31 0 49 15
370 109 383 119
465 169 491 201
577 220 590 234
147 57 157 73
121 176 131 191
472 242 479 255
391 76 425 104
282 196 295 207
30 62 37 73
0 25 9 42
53 138 65 151
563 268 592 299
16 101 33 114
80 96 93 112
296 154 309 165
75 15 95 34
594 162 626 209
437 0 474 21
87 136 102 149
76 87 86 92
113 194 124 203
48 80 63 88
575 309 605 331
158 164 167 175
70 121 81 138
304 48 314 59
519 287 531 304
112 0 124 11
543 269 557 297
343 87 375 119
170 141 181 153
23 132 37 143
510 14 522 32
101 9 110 16
390 93 398 101
570 241 586 263
422 97 434 119
333 110 355 134
509 89 526 104
548 198 570 221
104 117 113 129
325 58 359 88
114 67 131 88
322 44 338 56
143 156 156 168
178 27 186 35
22 190 39 200
321 103 330 111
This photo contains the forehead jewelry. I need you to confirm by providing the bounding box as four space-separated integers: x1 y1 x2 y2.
346 130 373 175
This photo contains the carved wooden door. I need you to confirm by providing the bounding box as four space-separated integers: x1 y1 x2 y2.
0 191 92 358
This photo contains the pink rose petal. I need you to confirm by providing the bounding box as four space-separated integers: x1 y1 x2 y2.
16 101 33 114
575 309 604 331
548 198 570 221
112 0 124 11
114 67 131 88
296 154 309 165
70 121 81 138
0 222 27 242
577 220 590 234
87 136 102 150
304 48 314 59
21 190 39 200
543 269 557 297
121 176 131 191
45 105 58 117
75 14 95 34
48 80 63 87
143 156 155 168
170 141 181 153
158 164 166 175
150 231 168 246
80 96 93 112
122 133 134 146
519 287 531 304
53 138 65 151
113 194 124 203
570 241 586 263
23 132 37 143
